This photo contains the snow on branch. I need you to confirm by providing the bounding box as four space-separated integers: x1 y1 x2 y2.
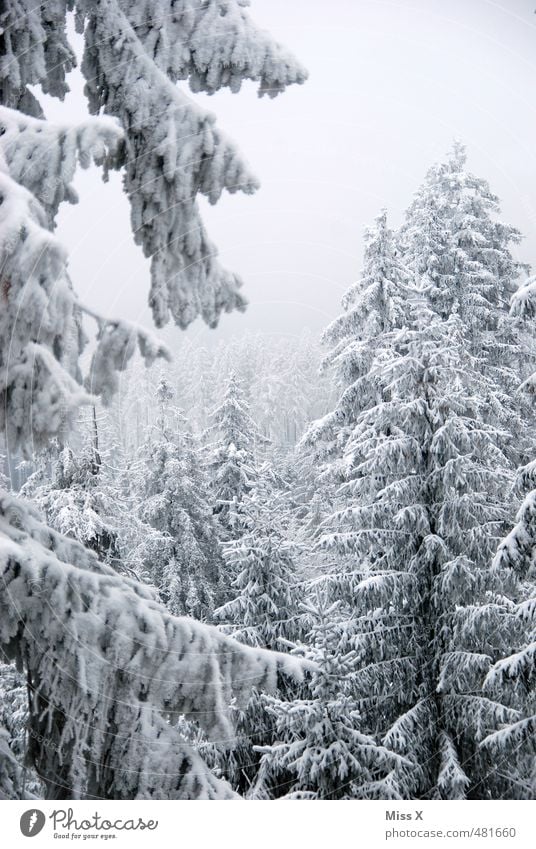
0 0 75 116
483 643 536 693
0 105 124 226
118 0 308 98
0 725 28 800
81 307 171 405
511 276 536 321
0 168 88 449
1 1 308 450
492 490 536 578
79 0 260 330
511 279 536 396
0 492 310 798
481 716 536 754
76 0 306 330
0 166 168 450
437 731 470 800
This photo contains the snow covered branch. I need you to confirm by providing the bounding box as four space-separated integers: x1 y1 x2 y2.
0 492 310 798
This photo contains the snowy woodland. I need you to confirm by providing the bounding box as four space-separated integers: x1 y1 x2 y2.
0 0 535 802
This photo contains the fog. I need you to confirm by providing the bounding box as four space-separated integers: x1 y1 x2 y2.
45 0 536 349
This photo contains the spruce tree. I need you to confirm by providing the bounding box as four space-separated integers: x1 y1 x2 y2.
211 470 299 794
303 154 535 799
301 209 408 472
20 413 120 567
330 296 523 798
1 2 306 447
0 1 307 797
401 141 533 465
214 472 297 649
135 380 223 620
207 372 264 538
475 277 536 799
254 596 409 800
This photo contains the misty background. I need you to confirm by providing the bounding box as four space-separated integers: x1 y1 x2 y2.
42 0 536 350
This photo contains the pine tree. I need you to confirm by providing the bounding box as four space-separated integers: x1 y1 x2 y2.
297 208 408 601
301 209 408 472
207 372 264 538
134 379 223 620
0 725 27 800
0 0 305 447
312 299 525 798
0 1 307 798
0 99 167 449
401 141 533 465
303 157 535 798
254 596 410 800
211 469 300 793
214 471 298 649
0 489 311 799
402 142 523 329
21 412 121 567
475 278 536 799
0 659 42 799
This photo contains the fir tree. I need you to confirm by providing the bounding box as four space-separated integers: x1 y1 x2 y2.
254 596 410 800
0 1 306 451
0 659 42 799
207 372 264 538
21 413 120 568
0 1 307 799
317 298 524 798
475 277 536 798
301 209 408 472
0 490 310 799
304 161 535 798
135 380 223 620
214 471 298 649
211 469 300 794
401 141 533 465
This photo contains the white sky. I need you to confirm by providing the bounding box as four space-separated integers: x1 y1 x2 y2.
46 0 536 350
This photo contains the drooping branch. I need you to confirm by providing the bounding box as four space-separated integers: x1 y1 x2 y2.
0 492 311 798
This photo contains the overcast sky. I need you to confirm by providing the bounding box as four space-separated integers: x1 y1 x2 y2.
47 0 536 350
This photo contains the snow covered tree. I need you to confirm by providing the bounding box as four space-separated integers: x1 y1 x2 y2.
297 208 409 594
134 382 223 620
402 142 523 331
120 333 333 453
0 490 311 799
254 596 410 800
20 412 121 567
400 141 534 465
0 659 42 799
214 471 298 648
303 162 535 798
0 1 308 799
210 469 300 793
0 725 28 800
301 209 408 473
474 277 536 799
0 100 168 450
207 371 264 537
0 0 305 449
315 298 528 799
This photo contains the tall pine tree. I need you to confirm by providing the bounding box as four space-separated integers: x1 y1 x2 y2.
207 372 264 539
302 149 535 798
134 378 223 620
